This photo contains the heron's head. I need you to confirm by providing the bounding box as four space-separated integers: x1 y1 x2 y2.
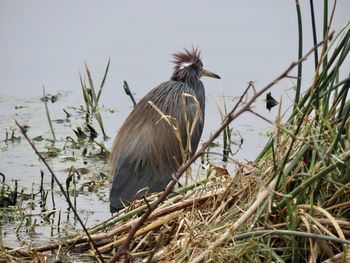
171 48 220 87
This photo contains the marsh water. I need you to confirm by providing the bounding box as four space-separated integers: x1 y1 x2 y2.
0 0 349 251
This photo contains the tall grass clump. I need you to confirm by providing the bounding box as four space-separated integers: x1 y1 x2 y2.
249 27 350 262
79 59 110 140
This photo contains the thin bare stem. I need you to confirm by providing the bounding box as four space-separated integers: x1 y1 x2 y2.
123 81 137 107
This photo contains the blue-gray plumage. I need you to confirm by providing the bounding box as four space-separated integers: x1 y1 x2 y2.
109 48 220 213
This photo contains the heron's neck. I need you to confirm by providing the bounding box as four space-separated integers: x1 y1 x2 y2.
193 80 205 103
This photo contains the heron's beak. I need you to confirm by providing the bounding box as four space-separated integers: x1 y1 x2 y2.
201 69 221 79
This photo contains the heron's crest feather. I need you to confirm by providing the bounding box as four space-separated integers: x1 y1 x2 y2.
172 48 201 69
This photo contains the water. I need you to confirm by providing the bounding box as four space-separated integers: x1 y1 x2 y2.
0 0 349 250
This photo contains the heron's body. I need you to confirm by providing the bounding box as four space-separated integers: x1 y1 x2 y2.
109 49 219 213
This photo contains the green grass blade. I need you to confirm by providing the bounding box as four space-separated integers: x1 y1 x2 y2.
309 0 319 69
97 58 110 103
294 0 303 107
322 0 329 69
84 62 97 111
84 62 107 139
79 72 91 113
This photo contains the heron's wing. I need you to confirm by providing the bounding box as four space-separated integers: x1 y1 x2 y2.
109 81 204 212
109 152 174 212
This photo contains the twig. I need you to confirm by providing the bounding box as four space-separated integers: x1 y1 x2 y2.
110 32 334 263
248 109 274 124
123 81 137 107
15 121 105 263
43 86 56 141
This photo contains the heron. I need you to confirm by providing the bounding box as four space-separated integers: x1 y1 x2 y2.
109 48 220 213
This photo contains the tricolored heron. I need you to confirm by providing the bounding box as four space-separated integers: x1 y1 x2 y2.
109 48 220 212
